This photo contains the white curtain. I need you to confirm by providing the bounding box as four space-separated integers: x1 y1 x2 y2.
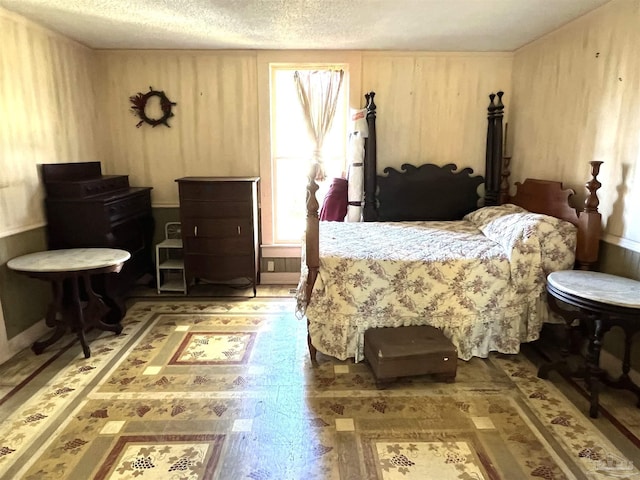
293 70 344 181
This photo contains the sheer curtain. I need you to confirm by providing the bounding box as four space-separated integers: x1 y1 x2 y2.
293 69 345 181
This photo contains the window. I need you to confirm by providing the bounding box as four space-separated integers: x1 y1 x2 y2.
269 66 348 244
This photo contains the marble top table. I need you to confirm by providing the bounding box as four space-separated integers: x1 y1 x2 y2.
8 248 131 358
540 270 640 418
8 248 130 273
547 270 640 310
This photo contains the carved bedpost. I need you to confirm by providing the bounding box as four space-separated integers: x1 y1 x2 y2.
305 164 320 363
363 92 378 221
499 156 512 205
499 122 511 204
575 161 603 270
485 92 504 206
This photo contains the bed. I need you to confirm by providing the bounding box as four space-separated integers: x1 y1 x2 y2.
297 91 603 363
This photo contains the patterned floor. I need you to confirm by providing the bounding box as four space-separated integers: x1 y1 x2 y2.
0 298 639 479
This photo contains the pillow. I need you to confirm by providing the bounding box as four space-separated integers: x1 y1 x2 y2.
478 213 543 292
478 211 578 291
463 204 527 229
517 213 577 274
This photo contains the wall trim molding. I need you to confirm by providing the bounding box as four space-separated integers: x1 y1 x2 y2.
260 272 299 284
261 245 301 258
0 221 46 240
602 233 640 254
151 203 180 208
0 317 49 366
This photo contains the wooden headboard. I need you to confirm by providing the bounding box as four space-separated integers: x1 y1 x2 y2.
376 163 483 221
508 161 603 270
361 91 505 222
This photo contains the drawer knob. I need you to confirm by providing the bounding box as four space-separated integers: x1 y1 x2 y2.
237 226 241 235
194 226 198 236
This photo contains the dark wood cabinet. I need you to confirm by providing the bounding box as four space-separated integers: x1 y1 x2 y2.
41 162 154 319
175 177 260 295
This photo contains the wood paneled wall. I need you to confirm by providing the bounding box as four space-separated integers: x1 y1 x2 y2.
362 53 512 174
510 0 640 249
93 50 512 207
0 8 98 237
95 51 260 206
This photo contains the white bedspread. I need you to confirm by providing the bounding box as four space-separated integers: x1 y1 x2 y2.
299 205 577 361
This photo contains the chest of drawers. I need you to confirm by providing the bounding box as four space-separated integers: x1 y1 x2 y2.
175 177 260 295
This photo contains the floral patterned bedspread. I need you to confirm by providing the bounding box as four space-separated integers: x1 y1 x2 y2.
297 205 577 361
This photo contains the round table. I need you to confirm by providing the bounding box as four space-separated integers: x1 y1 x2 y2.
8 248 131 358
537 270 640 418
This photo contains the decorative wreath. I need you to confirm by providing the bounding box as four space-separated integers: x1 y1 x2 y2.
129 86 177 128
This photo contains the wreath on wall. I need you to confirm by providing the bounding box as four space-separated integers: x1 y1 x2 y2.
129 86 177 128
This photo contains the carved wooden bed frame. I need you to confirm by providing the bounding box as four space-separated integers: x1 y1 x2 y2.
303 91 603 361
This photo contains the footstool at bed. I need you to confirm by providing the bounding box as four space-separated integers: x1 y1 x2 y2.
364 326 458 387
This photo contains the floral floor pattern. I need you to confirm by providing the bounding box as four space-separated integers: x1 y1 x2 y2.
0 298 638 479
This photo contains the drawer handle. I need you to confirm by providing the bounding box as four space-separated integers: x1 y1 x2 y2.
237 226 241 235
194 226 198 236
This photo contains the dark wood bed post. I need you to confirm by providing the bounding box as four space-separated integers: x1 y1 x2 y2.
362 92 378 222
485 92 504 206
576 160 603 270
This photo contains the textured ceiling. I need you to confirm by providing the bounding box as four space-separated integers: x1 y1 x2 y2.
0 0 611 51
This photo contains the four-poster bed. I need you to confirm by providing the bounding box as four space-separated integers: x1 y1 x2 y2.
297 91 603 364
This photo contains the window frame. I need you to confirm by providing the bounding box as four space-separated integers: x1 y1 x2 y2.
257 52 361 254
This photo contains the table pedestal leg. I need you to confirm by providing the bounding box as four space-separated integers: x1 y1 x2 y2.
601 325 640 409
82 273 123 336
585 316 604 418
32 273 124 358
70 275 91 358
537 296 585 380
32 279 67 355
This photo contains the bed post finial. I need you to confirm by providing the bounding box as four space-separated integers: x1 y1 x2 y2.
584 161 603 213
575 161 603 270
367 91 376 111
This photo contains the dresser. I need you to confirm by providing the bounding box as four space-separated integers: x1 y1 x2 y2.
175 177 260 296
41 162 154 320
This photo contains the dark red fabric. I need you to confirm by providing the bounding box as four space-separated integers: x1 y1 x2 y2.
319 177 348 222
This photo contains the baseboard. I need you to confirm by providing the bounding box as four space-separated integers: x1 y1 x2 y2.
260 272 299 284
599 348 640 385
0 318 49 365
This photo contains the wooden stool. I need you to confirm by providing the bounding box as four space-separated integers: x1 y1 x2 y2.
364 326 457 388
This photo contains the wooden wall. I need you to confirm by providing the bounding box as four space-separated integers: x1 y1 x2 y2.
0 8 98 236
94 50 511 205
362 53 512 174
95 51 260 206
0 7 97 360
510 0 640 251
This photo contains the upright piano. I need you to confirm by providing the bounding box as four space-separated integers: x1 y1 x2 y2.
41 161 154 320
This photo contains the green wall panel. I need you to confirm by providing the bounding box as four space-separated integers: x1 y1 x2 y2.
598 241 640 366
0 228 51 339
